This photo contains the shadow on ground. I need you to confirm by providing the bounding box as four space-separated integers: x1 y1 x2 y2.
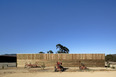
63 68 69 72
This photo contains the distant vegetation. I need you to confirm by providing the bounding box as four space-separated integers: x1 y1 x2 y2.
47 50 53 54
56 44 69 53
39 51 45 54
39 44 69 54
105 54 116 62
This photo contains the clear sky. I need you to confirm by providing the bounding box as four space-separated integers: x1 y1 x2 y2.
0 0 116 55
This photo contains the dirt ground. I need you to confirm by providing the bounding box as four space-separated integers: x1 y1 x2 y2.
0 67 116 77
2 72 116 77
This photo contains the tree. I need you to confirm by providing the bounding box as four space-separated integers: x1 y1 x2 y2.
56 44 69 53
39 51 44 54
112 55 116 62
47 50 53 54
105 54 116 62
105 55 113 62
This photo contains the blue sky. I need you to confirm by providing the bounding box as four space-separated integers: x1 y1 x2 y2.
0 0 116 55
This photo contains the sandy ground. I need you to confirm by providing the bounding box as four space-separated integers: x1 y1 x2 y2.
1 71 116 77
0 67 116 77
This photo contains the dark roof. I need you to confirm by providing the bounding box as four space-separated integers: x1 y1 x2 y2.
0 54 16 57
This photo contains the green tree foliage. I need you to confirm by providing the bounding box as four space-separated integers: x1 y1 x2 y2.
39 51 44 54
105 54 116 62
56 44 69 53
112 55 116 62
47 50 53 54
105 55 113 62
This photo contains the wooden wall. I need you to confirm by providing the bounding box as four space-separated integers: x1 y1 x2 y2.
17 54 105 67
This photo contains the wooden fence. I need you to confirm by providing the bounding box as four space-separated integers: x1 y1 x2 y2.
17 54 105 67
